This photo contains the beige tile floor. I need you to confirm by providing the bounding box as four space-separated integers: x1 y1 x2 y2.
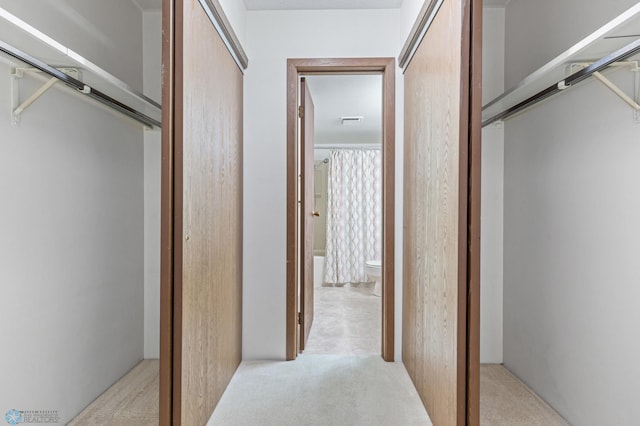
303 283 381 355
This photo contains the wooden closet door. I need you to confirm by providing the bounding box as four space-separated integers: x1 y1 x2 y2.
161 0 245 424
402 0 481 424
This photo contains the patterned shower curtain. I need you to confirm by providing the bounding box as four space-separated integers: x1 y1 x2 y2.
324 148 382 284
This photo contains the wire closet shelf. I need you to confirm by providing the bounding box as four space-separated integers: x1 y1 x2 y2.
482 3 640 127
0 7 161 128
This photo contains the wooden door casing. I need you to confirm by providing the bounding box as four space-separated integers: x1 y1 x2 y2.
286 58 396 362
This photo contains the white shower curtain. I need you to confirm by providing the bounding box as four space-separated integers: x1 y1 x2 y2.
324 148 382 284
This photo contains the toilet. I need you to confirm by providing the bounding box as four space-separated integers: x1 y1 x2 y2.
364 260 382 297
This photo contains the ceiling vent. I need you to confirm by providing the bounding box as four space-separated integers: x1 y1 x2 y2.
341 116 363 126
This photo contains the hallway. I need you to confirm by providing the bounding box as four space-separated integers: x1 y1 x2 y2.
207 355 432 426
66 356 568 425
67 274 567 425
205 357 568 425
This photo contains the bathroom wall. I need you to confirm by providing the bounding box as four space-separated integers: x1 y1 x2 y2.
503 0 640 424
243 8 405 360
0 1 144 423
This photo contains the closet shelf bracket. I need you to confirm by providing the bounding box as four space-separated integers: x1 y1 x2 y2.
11 67 80 126
570 61 640 122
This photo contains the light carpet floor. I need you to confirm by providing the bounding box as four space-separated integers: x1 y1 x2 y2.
207 354 433 426
480 364 569 425
67 315 567 425
303 284 381 355
68 360 158 425
69 359 569 425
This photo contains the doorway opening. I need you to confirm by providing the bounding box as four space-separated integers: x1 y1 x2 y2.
286 58 395 361
304 74 383 356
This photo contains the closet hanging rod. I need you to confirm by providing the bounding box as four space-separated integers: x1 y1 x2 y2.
0 7 160 110
0 39 161 129
483 37 640 127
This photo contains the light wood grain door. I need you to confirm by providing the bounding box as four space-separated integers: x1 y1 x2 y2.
402 0 481 424
299 78 315 350
160 0 246 424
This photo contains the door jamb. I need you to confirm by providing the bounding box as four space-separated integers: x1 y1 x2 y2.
285 57 396 361
159 0 176 423
466 0 482 422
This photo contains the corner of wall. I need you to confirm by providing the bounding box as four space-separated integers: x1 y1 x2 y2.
218 0 248 51
142 6 162 361
479 5 505 365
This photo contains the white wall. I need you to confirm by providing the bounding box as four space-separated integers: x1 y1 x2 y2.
0 2 145 424
243 8 406 360
218 0 247 49
503 0 640 424
0 0 143 91
399 0 507 364
143 10 162 359
505 0 638 88
400 0 424 47
480 6 505 364
138 0 247 364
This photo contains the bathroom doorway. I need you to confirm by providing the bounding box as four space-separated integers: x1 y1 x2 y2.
304 74 383 356
285 58 396 361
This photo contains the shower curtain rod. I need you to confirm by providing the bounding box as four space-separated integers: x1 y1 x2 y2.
314 144 381 150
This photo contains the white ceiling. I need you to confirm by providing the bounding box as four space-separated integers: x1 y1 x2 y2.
244 0 402 10
304 75 382 147
132 0 508 12
131 0 404 12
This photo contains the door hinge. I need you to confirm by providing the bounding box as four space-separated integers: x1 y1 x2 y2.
298 105 304 118
298 312 303 325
